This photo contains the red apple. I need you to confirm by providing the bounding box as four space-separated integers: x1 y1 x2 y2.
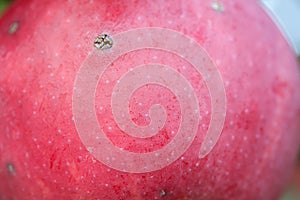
0 0 300 199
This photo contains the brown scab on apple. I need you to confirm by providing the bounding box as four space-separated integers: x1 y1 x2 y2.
94 34 113 50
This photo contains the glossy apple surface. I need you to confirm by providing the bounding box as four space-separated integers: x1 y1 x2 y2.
0 0 300 199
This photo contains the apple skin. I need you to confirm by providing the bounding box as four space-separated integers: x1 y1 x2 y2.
0 0 300 199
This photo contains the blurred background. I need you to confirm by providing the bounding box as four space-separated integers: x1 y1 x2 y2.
261 0 300 56
0 0 10 15
0 0 299 199
242 1 300 199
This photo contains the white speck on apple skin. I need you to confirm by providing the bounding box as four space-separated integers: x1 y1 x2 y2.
8 21 19 35
231 54 237 60
26 57 34 62
231 135 235 140
244 108 249 113
152 55 158 60
25 152 29 158
6 163 15 175
160 189 167 197
215 59 222 67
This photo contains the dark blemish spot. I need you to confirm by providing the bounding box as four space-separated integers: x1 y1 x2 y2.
94 34 113 50
6 162 15 175
160 189 167 197
8 21 19 35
